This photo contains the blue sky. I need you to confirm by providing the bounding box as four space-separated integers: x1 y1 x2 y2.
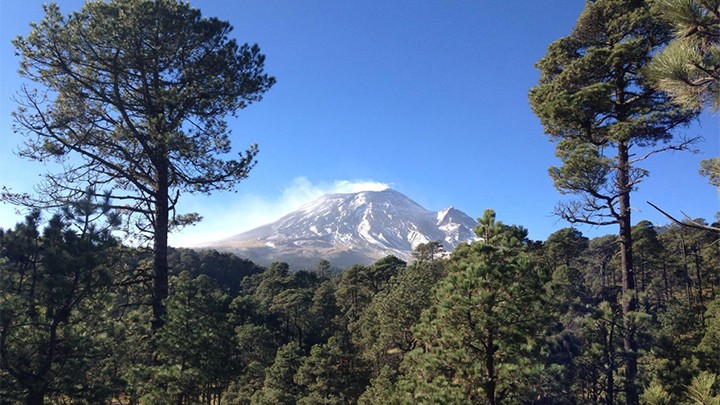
0 1 718 246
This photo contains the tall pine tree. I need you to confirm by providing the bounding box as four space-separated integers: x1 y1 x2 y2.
395 211 549 404
8 0 274 331
529 1 697 403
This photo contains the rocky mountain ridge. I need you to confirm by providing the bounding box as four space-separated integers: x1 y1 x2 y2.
201 189 479 268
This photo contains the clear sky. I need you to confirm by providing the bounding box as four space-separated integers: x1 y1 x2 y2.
0 1 718 246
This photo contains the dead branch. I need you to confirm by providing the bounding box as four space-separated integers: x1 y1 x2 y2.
646 200 719 233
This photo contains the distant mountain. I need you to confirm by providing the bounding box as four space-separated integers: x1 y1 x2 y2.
201 189 479 269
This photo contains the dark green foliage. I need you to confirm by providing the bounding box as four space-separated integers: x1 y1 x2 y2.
271 284 315 348
242 262 326 350
393 211 551 405
411 240 445 262
575 300 627 404
135 272 236 404
545 228 589 269
357 366 400 405
335 264 375 324
365 256 406 294
644 298 704 398
294 335 366 405
309 280 342 346
632 221 664 302
1 209 718 404
252 343 305 404
548 223 720 405
698 296 720 372
354 259 447 375
584 234 622 301
168 248 263 296
0 208 119 404
657 221 718 314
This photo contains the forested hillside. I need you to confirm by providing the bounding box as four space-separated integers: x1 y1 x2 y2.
1 208 718 404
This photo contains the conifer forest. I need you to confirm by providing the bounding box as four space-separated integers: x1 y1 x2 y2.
1 0 719 404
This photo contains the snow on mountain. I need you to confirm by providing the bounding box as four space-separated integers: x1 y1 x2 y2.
202 189 479 268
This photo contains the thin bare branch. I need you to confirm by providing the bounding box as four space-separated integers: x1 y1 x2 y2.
630 137 701 164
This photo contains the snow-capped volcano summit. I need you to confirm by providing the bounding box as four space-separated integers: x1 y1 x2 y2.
203 189 478 268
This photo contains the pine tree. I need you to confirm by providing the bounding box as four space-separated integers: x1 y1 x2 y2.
7 0 275 331
141 273 236 403
545 227 589 270
354 259 446 375
294 337 352 405
0 204 119 404
529 1 697 402
395 210 549 404
252 343 304 405
698 297 720 372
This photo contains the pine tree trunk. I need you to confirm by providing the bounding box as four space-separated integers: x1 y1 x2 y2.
617 141 638 405
662 261 670 304
605 323 615 405
601 263 607 301
693 247 705 324
680 237 693 306
485 328 497 405
639 260 646 292
152 160 170 332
